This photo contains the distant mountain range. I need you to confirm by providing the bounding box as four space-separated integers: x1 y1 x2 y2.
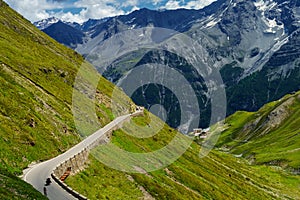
35 0 300 129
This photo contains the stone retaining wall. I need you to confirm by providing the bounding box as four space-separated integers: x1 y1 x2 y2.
51 112 143 199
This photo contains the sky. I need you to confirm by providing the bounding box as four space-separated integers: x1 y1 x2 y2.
3 0 217 23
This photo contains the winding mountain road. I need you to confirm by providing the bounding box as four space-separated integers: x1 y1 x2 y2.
22 113 134 199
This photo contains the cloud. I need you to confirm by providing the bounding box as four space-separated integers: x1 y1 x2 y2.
3 0 217 23
4 0 59 21
70 0 126 22
51 0 68 2
4 0 127 23
161 0 217 10
122 0 139 7
152 0 163 5
163 0 183 10
185 0 217 9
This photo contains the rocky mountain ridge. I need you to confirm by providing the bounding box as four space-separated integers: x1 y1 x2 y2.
34 0 300 129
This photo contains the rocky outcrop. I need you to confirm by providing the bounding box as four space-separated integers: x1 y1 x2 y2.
237 96 295 141
261 97 294 130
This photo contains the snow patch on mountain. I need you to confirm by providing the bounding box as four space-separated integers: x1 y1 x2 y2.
254 0 277 12
204 16 221 28
34 17 60 30
253 0 284 34
263 18 284 33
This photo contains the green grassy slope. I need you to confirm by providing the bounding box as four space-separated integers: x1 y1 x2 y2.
217 91 300 170
0 0 132 198
0 169 47 200
66 112 300 200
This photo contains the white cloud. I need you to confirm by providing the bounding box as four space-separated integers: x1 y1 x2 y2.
162 0 183 10
185 0 217 9
152 0 163 5
71 0 126 23
130 6 140 12
56 10 88 23
4 0 59 21
4 0 127 23
161 0 217 10
3 0 217 23
122 0 139 7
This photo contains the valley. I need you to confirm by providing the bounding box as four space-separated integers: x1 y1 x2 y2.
0 0 299 199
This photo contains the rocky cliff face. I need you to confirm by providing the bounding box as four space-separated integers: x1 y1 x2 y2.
35 0 300 129
191 0 299 73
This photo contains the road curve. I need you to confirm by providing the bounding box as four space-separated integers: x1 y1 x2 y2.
22 114 133 200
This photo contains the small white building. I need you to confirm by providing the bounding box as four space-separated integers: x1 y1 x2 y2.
193 128 203 137
136 106 145 112
193 128 210 138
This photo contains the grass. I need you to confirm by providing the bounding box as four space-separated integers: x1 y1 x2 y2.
65 156 144 200
217 91 300 170
66 111 300 200
0 168 47 200
0 0 133 174
0 0 133 198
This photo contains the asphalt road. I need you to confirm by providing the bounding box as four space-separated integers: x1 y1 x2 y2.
22 114 132 199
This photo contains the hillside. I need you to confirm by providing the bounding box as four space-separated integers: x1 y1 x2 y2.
0 0 131 198
217 90 300 172
66 111 300 200
0 168 47 200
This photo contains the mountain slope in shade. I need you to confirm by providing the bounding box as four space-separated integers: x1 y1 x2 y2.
43 21 85 48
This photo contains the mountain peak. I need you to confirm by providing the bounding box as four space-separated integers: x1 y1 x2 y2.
43 21 85 48
33 17 60 30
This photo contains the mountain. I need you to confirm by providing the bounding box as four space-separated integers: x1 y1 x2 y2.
43 21 85 48
33 17 60 30
35 2 227 48
194 0 300 115
34 0 300 131
1 0 300 199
